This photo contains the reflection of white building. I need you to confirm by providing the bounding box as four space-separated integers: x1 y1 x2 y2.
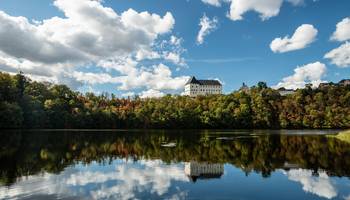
184 162 224 182
283 162 300 170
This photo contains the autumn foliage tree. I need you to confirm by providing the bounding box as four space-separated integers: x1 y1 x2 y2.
0 72 350 129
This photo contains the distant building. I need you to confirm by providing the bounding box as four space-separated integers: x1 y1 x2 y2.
240 82 249 93
319 82 332 88
278 88 295 96
184 76 222 97
184 162 224 182
339 79 350 86
305 83 313 88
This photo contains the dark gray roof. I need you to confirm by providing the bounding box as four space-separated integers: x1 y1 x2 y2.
186 76 222 86
186 76 201 85
339 79 350 83
278 88 295 91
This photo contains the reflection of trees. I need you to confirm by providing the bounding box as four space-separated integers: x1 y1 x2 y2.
1 131 350 185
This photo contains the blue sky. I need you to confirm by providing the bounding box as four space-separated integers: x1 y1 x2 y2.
0 0 349 97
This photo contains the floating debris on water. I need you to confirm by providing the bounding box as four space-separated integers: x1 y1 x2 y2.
161 142 176 147
216 136 259 140
216 137 235 140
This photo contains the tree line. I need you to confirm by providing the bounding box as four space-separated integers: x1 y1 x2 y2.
1 72 350 129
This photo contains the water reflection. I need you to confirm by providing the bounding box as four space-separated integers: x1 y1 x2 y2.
184 162 224 182
283 169 337 199
0 160 189 200
0 130 349 199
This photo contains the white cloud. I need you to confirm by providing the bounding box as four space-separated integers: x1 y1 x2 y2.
140 89 165 98
325 18 350 68
135 36 186 66
202 0 222 7
72 71 120 85
201 0 313 21
170 35 183 46
228 0 283 21
0 11 86 64
135 48 161 61
120 9 175 36
324 42 350 68
331 17 350 42
286 0 305 6
270 24 318 53
274 61 327 89
0 0 187 96
98 61 189 91
164 52 185 66
284 169 337 199
197 14 219 45
121 91 136 97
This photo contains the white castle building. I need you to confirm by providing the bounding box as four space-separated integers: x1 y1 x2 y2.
184 76 222 97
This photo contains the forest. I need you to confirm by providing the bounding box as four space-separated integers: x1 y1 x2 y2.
1 72 350 129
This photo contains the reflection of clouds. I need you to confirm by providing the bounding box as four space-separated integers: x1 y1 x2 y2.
68 160 188 200
164 189 188 200
0 159 188 200
283 169 337 199
0 172 73 199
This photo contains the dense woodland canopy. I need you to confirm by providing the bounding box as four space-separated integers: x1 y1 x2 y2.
1 72 350 129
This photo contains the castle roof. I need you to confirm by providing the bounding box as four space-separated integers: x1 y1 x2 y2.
186 76 221 86
339 79 350 83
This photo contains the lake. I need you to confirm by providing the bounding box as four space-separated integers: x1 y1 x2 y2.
0 130 349 200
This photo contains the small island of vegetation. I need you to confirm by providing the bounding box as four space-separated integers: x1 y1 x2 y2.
1 72 350 129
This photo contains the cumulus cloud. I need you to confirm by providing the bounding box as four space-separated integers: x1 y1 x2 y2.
0 0 187 95
0 1 173 64
324 42 350 67
202 0 313 21
274 61 327 89
284 169 337 199
286 0 305 6
121 91 136 97
136 35 186 67
98 61 189 91
270 24 318 53
197 14 219 45
324 18 350 68
202 0 222 7
331 17 350 42
170 35 183 46
135 48 161 61
228 0 283 21
140 89 165 98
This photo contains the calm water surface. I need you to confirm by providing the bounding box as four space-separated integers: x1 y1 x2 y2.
0 130 350 200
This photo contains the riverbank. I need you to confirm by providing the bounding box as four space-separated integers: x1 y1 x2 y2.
328 129 350 144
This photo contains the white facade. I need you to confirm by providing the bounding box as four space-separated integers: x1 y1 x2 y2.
278 89 295 96
184 162 224 177
184 77 222 97
184 162 224 182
